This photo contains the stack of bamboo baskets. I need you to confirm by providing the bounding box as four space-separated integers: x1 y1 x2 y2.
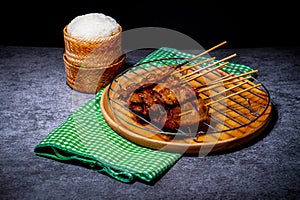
63 24 125 94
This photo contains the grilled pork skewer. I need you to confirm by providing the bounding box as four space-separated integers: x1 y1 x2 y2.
117 41 230 133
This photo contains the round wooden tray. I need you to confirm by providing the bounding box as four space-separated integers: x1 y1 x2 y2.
100 82 273 155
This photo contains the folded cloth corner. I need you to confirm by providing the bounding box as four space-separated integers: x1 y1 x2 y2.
34 88 182 183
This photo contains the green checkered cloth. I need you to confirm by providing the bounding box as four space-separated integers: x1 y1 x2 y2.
34 47 253 183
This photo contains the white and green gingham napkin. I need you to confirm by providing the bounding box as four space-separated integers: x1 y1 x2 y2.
34 47 253 183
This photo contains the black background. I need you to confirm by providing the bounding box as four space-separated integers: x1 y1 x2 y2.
1 1 298 49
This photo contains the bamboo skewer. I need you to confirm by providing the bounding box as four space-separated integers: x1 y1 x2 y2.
172 57 216 75
205 83 262 106
214 73 235 82
162 81 260 117
184 62 229 83
197 76 253 93
186 41 227 63
174 41 227 68
205 81 248 99
203 70 258 88
180 53 237 79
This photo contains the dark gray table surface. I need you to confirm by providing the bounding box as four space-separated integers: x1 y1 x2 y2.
0 45 299 199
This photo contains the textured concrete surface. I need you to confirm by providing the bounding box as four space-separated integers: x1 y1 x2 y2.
0 45 299 199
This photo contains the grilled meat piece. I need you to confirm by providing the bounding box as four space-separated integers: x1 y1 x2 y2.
120 67 210 134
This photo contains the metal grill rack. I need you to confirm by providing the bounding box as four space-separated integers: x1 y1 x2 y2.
106 55 271 141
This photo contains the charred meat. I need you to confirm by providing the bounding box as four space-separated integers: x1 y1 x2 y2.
119 69 210 133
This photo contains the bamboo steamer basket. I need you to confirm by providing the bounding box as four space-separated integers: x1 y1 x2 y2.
63 25 123 67
63 24 125 93
63 53 126 94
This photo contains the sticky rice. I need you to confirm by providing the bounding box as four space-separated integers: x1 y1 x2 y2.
67 13 120 39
